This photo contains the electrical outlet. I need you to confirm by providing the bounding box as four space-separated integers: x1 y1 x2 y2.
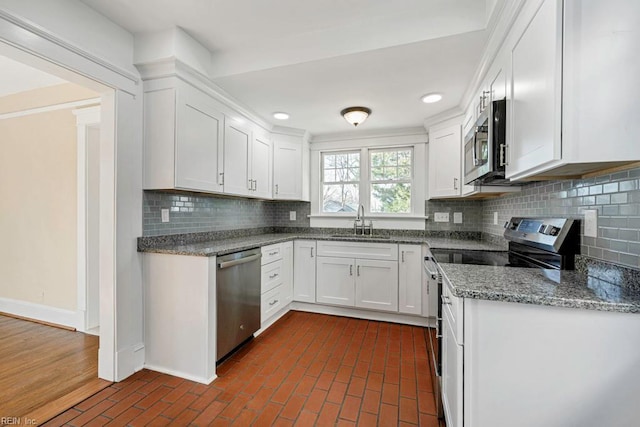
453 212 463 224
434 212 450 223
161 208 170 223
289 211 296 221
493 212 498 225
584 209 598 237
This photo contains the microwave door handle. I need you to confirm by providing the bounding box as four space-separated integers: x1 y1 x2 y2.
473 127 480 166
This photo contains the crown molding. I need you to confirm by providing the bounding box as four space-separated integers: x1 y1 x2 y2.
460 0 526 109
135 57 274 132
422 106 465 130
271 125 308 138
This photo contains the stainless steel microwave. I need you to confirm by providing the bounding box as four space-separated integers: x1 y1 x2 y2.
464 99 511 185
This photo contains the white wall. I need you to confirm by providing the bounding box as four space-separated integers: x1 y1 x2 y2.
0 107 78 310
0 0 144 382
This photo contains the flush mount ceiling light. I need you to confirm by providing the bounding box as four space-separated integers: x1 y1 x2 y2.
273 112 290 120
421 93 443 104
341 106 371 127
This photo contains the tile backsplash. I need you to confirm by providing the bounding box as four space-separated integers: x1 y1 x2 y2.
144 165 640 269
143 191 311 236
482 167 640 268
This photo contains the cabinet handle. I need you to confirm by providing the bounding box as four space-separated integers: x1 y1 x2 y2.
269 299 279 306
441 295 452 305
453 177 458 190
269 251 278 256
350 265 353 276
275 184 279 195
248 179 253 191
253 180 257 191
269 273 279 279
401 251 405 263
310 247 314 258
357 265 360 276
219 172 224 186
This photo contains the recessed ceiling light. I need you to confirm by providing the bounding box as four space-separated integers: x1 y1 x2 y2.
421 93 443 104
273 112 290 120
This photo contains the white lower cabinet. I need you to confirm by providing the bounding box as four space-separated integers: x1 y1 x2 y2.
316 257 355 307
293 240 316 302
260 243 291 325
442 301 463 427
398 244 422 315
281 241 293 303
354 259 398 311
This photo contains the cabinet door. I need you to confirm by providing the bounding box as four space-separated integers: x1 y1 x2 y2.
317 257 355 307
223 121 251 196
489 66 506 102
398 245 422 315
428 125 462 198
251 133 272 198
281 241 294 304
355 259 398 312
273 138 302 200
442 309 463 427
508 0 562 179
293 240 316 302
175 91 224 192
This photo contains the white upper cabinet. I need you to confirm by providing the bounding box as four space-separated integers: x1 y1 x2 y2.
561 0 640 166
428 124 463 199
144 82 224 193
273 133 304 200
251 131 272 199
507 0 563 179
504 0 640 180
223 120 252 196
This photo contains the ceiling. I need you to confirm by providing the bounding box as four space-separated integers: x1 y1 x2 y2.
0 56 67 98
81 0 501 135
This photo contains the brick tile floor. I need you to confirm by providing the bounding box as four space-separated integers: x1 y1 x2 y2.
43 311 442 426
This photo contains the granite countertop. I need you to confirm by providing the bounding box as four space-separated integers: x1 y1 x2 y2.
425 238 505 251
138 232 431 256
439 263 640 314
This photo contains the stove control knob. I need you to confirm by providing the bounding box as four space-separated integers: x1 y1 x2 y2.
549 226 560 236
538 224 547 234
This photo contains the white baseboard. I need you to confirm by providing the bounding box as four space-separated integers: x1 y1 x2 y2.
115 342 145 382
0 297 78 328
144 363 217 385
290 301 431 327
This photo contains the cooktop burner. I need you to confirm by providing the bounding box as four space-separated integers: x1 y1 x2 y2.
430 248 555 269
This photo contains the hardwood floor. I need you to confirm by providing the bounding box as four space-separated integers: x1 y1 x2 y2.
0 315 110 426
45 311 443 426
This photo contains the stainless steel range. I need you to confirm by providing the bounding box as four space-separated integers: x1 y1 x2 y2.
424 217 581 420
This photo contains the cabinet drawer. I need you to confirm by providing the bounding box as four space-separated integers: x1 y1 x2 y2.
261 285 284 323
317 241 398 261
443 277 463 344
261 259 283 294
261 243 283 265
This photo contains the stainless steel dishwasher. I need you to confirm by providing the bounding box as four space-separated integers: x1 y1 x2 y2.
216 248 262 362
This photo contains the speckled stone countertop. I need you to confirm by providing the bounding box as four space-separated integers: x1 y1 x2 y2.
138 233 431 256
439 263 640 314
425 238 506 251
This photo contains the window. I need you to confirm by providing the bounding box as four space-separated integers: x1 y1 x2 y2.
321 147 413 214
322 151 360 213
370 148 412 213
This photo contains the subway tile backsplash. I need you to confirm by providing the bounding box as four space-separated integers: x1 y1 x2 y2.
144 165 640 269
481 167 640 269
143 191 311 236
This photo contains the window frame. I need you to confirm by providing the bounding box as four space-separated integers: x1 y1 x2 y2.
320 146 416 216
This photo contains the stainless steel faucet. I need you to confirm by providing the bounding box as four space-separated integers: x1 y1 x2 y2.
354 204 372 235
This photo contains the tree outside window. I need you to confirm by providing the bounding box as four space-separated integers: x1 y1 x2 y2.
370 148 412 213
322 151 360 213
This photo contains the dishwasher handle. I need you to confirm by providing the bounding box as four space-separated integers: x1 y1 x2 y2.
218 253 262 269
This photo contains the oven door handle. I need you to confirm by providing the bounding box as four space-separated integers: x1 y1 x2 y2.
424 256 439 279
